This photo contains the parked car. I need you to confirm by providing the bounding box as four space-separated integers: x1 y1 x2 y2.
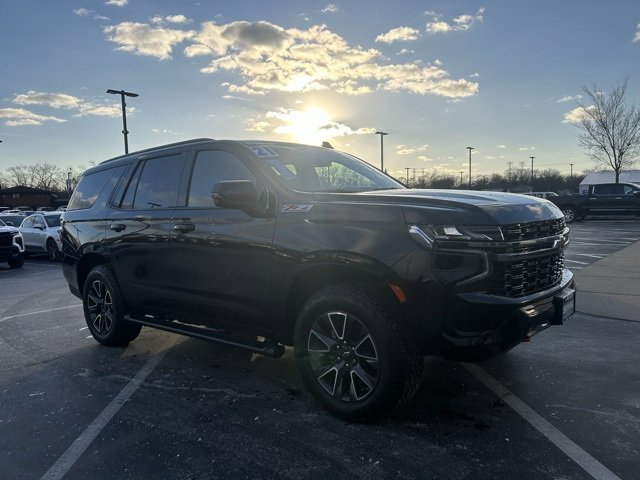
526 191 558 199
61 138 575 421
36 206 54 212
547 182 640 222
0 218 25 268
0 214 27 227
19 212 63 261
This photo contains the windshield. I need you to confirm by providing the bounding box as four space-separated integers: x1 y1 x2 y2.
248 143 404 193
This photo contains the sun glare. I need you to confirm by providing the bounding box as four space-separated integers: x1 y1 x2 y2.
282 108 330 146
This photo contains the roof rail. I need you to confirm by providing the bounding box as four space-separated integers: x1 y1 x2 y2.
100 138 214 164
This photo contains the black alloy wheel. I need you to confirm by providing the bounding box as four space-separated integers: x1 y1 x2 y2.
295 284 423 422
83 266 141 346
562 206 576 223
307 311 380 402
86 279 114 337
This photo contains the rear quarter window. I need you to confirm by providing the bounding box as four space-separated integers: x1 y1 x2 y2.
67 166 124 211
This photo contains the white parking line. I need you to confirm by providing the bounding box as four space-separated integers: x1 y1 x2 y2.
576 254 605 259
40 342 174 480
0 305 82 324
463 364 621 480
565 259 590 265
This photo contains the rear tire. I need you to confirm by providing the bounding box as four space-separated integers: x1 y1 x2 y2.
83 265 141 346
561 206 577 223
294 284 423 422
46 238 60 261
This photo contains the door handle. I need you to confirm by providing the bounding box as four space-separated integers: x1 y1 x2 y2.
110 223 126 232
173 223 195 233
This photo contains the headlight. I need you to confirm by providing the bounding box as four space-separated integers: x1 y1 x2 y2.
408 224 504 249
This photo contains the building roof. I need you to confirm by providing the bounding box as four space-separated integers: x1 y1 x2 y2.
0 186 54 194
579 170 640 185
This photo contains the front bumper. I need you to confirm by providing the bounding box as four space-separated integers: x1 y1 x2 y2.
442 269 575 359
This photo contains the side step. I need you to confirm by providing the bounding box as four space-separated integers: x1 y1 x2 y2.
124 314 286 358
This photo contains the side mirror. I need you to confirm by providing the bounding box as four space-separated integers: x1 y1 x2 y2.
211 180 257 209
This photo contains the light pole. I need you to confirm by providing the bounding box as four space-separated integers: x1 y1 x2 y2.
466 146 474 189
107 89 139 154
66 169 72 195
569 163 574 180
405 167 410 185
375 131 388 172
530 156 535 183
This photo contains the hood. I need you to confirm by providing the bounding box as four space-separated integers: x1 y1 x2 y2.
315 189 564 225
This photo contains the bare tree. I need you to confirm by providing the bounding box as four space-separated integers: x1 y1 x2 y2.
31 162 63 191
576 80 640 183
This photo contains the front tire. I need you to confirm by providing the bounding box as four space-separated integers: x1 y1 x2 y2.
294 284 423 422
83 265 141 346
8 255 24 268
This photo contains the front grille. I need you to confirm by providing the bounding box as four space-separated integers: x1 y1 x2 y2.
0 232 12 247
502 218 566 242
489 252 564 297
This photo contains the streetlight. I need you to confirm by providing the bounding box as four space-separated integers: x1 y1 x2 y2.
106 89 139 154
405 167 410 185
375 131 388 172
569 163 574 180
466 146 474 189
66 169 72 195
530 156 535 183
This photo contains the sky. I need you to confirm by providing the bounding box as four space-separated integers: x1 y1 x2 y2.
2 0 640 181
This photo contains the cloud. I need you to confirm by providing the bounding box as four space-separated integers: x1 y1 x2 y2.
563 105 595 123
9 90 124 119
12 91 82 109
396 144 429 155
518 146 535 151
375 27 420 44
426 8 484 34
74 8 92 16
321 4 338 13
634 23 640 43
496 144 506 149
105 0 127 6
557 94 582 103
103 19 478 98
260 108 375 140
396 48 414 55
470 72 480 78
0 108 66 126
184 22 477 97
245 119 271 132
104 22 195 59
151 15 192 25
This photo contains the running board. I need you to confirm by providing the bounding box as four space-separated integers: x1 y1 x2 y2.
124 314 285 358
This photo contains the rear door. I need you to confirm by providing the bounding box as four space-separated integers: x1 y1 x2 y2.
170 148 276 330
105 151 187 314
590 184 637 213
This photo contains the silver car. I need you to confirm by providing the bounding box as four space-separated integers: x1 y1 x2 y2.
19 212 63 261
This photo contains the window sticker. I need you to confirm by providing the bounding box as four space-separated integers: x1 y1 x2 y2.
267 158 298 181
249 145 278 157
281 204 314 213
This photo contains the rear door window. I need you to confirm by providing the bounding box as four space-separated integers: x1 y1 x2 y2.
120 154 184 209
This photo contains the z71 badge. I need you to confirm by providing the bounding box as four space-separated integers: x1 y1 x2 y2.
281 204 314 212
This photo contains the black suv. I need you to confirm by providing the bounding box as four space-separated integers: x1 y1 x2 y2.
62 138 575 420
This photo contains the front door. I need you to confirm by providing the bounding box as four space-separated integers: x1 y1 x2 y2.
170 149 276 331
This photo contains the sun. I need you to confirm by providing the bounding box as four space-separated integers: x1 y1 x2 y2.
282 108 331 146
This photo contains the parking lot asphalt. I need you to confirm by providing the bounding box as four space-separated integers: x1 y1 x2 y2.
1 219 639 480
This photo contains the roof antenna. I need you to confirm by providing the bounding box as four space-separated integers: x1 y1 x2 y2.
322 141 334 149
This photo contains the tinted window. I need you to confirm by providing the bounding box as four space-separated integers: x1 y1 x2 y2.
44 214 62 227
592 184 615 195
122 154 183 209
188 151 255 207
623 184 638 194
68 167 120 211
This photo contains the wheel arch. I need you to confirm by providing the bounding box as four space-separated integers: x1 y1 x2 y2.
76 253 109 297
280 259 407 344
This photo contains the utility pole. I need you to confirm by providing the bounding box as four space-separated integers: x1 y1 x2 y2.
405 167 410 185
375 131 388 171
569 163 574 180
530 156 535 183
466 146 474 189
106 89 139 154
